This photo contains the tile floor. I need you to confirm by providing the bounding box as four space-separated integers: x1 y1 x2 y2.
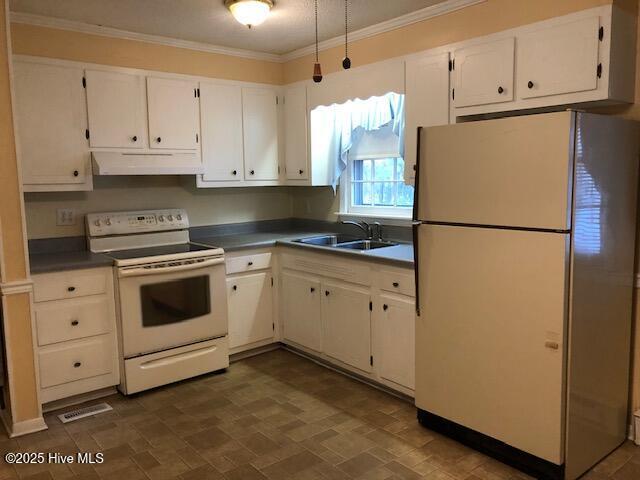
1 349 638 479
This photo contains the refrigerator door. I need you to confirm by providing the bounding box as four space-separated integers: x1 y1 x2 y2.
415 224 569 464
415 111 574 230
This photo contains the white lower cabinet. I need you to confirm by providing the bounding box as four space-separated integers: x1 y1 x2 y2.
322 281 372 373
374 293 416 390
226 271 274 350
282 271 322 352
33 267 119 404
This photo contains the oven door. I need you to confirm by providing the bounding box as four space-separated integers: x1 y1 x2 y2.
117 256 227 358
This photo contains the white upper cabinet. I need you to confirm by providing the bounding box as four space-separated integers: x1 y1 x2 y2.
13 61 91 191
453 37 515 108
200 83 244 182
242 87 279 181
85 70 146 149
283 84 309 181
147 77 199 150
517 16 600 99
404 52 451 181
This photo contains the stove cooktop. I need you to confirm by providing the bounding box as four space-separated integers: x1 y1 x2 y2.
105 242 221 264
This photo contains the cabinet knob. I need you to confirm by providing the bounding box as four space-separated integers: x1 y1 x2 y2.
132 135 138 142
67 286 76 292
73 362 82 368
310 287 315 293
527 81 534 89
325 290 330 296
250 170 255 175
383 304 388 311
71 320 79 326
392 282 399 288
497 86 504 94
299 169 304 175
232 285 237 291
232 170 237 175
73 170 79 177
156 137 162 143
247 261 254 266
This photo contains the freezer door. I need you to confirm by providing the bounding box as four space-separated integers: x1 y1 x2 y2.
415 224 568 464
415 111 574 230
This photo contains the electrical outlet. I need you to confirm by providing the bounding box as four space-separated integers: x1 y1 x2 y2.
56 209 76 226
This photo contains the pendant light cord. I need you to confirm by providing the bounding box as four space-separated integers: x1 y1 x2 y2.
315 0 319 62
344 0 348 58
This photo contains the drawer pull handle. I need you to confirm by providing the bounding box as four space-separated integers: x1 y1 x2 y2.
132 135 138 142
232 285 237 291
248 261 254 266
383 304 388 311
325 290 330 296
67 286 76 292
498 86 504 94
73 362 82 368
71 320 79 326
527 80 534 89
156 137 162 143
392 282 399 288
310 287 315 293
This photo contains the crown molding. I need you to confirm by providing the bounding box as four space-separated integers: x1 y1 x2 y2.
10 0 485 64
280 0 486 61
9 12 284 63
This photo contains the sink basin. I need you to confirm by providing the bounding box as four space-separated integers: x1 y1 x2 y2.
335 240 398 250
294 234 360 246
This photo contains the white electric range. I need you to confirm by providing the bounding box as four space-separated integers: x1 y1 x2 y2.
86 209 229 395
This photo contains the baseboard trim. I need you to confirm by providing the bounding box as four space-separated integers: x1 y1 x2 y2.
42 387 118 413
0 410 47 438
417 408 564 480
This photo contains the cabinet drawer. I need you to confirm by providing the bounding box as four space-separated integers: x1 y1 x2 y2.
226 252 272 274
35 297 112 346
379 270 415 297
34 269 109 302
39 335 114 388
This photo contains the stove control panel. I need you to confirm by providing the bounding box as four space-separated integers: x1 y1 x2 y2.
86 209 189 237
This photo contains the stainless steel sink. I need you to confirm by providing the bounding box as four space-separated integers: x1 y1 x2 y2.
294 234 360 246
335 240 398 250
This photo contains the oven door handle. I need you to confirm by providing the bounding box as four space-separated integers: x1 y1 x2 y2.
118 256 225 278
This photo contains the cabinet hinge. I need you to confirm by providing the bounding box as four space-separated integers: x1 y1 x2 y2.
278 166 281 174
599 26 604 41
197 88 200 97
370 355 373 366
597 63 602 78
452 88 455 100
196 133 199 143
448 59 453 71
85 129 90 140
276 96 279 105
82 77 86 88
194 88 197 98
272 322 275 331
271 277 274 287
369 301 372 311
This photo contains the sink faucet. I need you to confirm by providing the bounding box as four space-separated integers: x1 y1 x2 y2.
341 220 372 239
372 222 383 241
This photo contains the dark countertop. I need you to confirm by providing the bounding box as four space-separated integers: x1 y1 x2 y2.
29 250 114 275
29 224 414 274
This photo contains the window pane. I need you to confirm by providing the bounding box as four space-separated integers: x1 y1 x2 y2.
373 182 394 206
397 183 415 207
373 159 395 181
352 182 372 206
396 158 406 181
353 159 371 181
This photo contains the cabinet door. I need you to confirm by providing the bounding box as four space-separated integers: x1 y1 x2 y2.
404 52 450 181
321 281 371 372
284 84 308 180
147 77 199 150
282 271 321 351
242 87 279 180
375 294 415 390
85 70 145 148
13 61 89 186
454 37 515 108
227 272 273 349
518 16 600 99
200 83 244 181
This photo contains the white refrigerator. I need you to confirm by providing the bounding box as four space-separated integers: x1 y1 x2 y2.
413 111 639 480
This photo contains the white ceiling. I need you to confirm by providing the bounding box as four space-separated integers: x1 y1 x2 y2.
9 0 446 55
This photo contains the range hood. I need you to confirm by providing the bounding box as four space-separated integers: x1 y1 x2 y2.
91 152 204 175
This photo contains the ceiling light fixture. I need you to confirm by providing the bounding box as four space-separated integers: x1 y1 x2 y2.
225 0 273 29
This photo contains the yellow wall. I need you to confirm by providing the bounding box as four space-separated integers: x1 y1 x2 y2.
10 23 283 85
0 0 40 428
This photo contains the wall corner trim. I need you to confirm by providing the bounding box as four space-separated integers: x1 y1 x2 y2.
0 278 33 295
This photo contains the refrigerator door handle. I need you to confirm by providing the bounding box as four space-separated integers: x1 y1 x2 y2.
412 222 421 316
412 126 423 223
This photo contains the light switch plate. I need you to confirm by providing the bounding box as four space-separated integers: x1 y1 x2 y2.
56 209 76 226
